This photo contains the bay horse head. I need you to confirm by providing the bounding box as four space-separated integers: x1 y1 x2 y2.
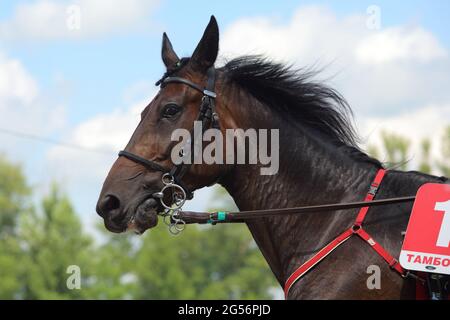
96 16 230 234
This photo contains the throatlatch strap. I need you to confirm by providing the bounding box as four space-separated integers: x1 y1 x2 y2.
284 169 406 299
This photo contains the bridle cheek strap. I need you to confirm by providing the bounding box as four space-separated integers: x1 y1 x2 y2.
118 65 217 202
284 169 407 299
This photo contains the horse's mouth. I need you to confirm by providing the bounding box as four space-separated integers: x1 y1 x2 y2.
126 197 161 234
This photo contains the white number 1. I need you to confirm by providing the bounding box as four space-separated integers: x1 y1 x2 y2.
435 200 450 248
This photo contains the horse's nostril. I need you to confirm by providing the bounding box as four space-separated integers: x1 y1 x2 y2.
97 194 121 218
104 194 120 211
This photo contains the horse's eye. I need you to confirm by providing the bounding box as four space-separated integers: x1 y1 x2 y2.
161 103 182 118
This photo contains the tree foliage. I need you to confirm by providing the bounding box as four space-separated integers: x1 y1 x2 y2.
0 155 30 298
133 220 275 299
0 155 30 236
0 156 275 299
380 131 410 170
437 126 450 176
368 126 449 177
18 184 94 299
1 125 448 299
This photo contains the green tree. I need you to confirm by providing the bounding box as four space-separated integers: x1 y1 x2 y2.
0 155 30 298
83 228 138 299
380 131 410 170
0 155 30 236
0 233 24 298
419 139 432 174
368 126 449 177
127 186 276 299
133 223 276 299
19 184 94 299
437 126 450 176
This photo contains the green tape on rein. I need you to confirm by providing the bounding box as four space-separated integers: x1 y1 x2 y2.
208 211 227 224
217 211 227 221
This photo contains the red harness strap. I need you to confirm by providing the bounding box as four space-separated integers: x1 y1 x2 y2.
284 169 407 298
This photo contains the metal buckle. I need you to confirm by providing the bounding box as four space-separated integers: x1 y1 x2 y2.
389 258 400 269
203 89 217 98
368 184 379 196
402 271 426 285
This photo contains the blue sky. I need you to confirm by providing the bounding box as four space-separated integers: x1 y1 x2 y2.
2 0 449 124
0 1 449 230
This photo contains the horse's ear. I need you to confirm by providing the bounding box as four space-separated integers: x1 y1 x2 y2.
190 16 219 72
161 32 180 68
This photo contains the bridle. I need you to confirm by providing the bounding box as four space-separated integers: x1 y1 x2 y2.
116 61 424 296
118 62 219 234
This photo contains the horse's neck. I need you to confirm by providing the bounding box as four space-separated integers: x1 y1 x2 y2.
221 128 378 286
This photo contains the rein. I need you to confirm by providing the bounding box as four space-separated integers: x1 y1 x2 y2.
177 195 416 224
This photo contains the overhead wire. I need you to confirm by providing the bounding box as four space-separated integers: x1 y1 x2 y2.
0 127 114 155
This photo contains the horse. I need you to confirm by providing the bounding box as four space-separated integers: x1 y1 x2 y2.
96 16 449 299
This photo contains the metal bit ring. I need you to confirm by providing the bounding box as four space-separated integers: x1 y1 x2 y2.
160 184 186 210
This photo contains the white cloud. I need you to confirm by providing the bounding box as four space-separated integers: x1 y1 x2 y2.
69 103 143 151
0 0 160 41
41 97 141 225
355 26 447 64
0 52 66 160
220 5 450 117
220 5 448 66
220 6 356 65
46 97 146 180
0 53 38 105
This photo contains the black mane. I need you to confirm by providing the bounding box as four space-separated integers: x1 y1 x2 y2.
221 56 381 167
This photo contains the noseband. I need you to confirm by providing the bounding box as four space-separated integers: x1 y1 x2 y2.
118 64 218 233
